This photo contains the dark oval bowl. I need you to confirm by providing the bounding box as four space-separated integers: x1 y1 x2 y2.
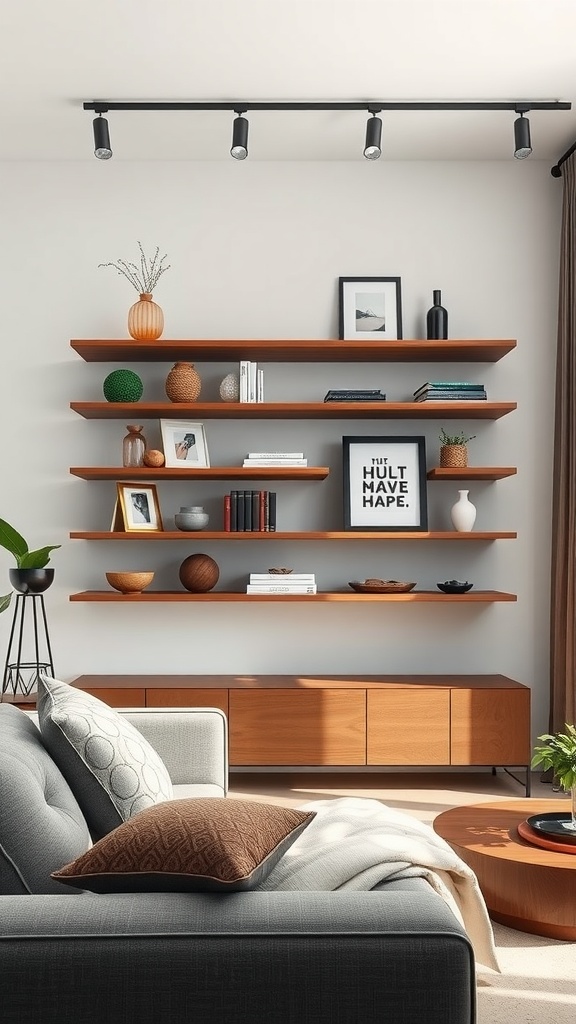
436 581 473 594
9 568 55 594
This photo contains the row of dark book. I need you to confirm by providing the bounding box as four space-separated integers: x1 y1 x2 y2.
413 381 486 402
324 389 386 402
223 490 276 532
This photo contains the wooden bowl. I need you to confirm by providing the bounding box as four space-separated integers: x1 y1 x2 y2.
105 571 155 594
348 580 416 594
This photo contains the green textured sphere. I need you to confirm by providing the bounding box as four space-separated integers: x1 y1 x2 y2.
103 369 144 403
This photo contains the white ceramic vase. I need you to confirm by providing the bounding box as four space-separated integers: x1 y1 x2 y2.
219 372 240 403
450 489 477 532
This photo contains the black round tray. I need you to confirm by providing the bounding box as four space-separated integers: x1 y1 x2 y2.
526 811 576 843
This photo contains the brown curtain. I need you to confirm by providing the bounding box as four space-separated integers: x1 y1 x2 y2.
550 152 576 731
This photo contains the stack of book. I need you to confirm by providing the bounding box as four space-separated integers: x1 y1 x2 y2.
246 572 317 594
224 490 276 531
242 452 307 466
324 389 386 402
239 361 264 403
413 381 487 402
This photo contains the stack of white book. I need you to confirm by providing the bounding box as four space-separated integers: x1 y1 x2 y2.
239 361 264 403
243 451 308 466
246 573 317 594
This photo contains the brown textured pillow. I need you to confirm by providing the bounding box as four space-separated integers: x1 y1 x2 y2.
51 797 315 892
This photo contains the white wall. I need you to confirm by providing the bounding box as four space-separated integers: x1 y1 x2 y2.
0 158 561 740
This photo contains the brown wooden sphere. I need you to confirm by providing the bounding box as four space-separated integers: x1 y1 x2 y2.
179 553 219 592
143 449 165 467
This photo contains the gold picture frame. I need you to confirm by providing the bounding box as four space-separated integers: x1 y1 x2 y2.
113 482 164 532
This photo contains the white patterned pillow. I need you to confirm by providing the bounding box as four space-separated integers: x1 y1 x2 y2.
37 675 173 839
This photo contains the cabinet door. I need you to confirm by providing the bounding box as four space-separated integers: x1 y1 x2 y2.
146 688 229 716
80 687 146 707
450 688 530 765
367 689 450 765
229 689 366 765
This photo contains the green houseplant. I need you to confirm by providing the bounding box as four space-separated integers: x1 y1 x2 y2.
531 725 576 831
0 518 60 612
438 428 476 468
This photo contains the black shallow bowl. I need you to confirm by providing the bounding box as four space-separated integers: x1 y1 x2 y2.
9 568 55 594
437 581 473 594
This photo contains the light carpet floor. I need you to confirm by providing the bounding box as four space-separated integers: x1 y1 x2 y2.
228 769 575 1023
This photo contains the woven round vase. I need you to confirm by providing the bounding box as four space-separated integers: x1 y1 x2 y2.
440 444 468 468
179 553 219 593
165 361 202 402
103 369 144 403
128 293 164 341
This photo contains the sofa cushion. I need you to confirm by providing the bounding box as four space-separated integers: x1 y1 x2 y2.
37 675 173 838
52 797 316 892
0 704 91 894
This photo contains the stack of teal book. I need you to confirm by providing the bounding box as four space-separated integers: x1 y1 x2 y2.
413 381 486 402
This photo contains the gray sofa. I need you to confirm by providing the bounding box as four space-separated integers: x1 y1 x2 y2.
0 702 476 1024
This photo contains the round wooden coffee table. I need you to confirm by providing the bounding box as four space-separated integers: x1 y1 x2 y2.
433 799 576 940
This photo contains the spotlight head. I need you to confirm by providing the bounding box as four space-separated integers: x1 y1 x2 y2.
514 112 532 160
93 114 112 160
364 112 382 160
231 112 249 160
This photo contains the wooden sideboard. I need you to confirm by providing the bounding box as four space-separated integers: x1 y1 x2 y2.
71 673 531 779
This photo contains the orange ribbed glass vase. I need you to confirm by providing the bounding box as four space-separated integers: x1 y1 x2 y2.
127 292 164 341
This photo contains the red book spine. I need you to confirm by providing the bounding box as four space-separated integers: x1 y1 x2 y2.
259 490 266 532
223 494 231 532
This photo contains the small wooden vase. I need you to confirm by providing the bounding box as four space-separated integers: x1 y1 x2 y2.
128 293 164 341
165 361 202 402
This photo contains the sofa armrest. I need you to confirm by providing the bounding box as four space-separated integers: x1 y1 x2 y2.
120 708 228 793
0 886 475 1024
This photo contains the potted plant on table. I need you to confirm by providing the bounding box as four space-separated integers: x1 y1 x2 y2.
0 518 61 612
438 428 476 468
531 725 576 831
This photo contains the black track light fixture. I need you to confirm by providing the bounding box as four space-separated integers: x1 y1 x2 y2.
514 108 532 160
364 110 382 160
93 113 112 160
230 110 249 160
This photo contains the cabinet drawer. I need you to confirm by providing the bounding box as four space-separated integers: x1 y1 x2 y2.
146 688 229 715
367 689 450 765
229 689 366 765
450 688 530 765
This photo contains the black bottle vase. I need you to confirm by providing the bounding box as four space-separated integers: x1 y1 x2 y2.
426 290 448 340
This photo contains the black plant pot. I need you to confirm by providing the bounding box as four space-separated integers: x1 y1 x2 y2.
9 568 55 595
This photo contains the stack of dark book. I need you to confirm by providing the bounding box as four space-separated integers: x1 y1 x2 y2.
413 381 486 402
224 490 276 531
324 389 386 402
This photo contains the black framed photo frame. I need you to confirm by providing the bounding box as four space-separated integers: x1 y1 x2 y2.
342 435 428 531
338 277 402 340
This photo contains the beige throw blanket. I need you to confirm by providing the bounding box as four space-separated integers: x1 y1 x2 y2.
258 797 500 972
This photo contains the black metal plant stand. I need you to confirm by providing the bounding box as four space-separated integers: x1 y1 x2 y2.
2 593 55 696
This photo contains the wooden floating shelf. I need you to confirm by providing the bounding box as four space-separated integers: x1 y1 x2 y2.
70 530 517 541
70 401 517 421
70 339 517 363
427 467 517 481
70 466 329 481
70 590 517 603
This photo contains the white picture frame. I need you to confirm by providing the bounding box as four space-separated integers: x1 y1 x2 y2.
160 420 210 469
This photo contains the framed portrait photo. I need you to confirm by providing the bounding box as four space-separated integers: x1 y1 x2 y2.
115 482 163 532
342 435 428 531
338 277 402 340
160 420 210 469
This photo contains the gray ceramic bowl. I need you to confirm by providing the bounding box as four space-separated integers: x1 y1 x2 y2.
175 512 209 531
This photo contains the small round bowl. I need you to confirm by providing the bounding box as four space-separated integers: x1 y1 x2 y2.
175 512 209 531
437 581 473 594
268 567 293 574
349 580 416 594
105 571 155 594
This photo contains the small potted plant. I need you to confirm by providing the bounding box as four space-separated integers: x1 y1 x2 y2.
531 725 576 831
439 428 476 468
0 518 61 612
99 242 171 341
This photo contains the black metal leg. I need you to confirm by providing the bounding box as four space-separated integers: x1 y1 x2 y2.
1 594 55 698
